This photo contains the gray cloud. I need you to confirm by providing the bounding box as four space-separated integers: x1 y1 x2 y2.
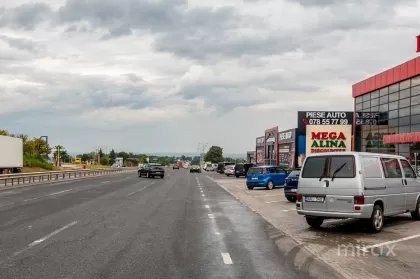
0 2 52 30
0 35 44 54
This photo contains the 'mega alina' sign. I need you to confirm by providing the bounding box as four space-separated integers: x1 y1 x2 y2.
305 125 352 154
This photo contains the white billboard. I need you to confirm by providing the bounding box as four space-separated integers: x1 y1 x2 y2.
306 125 352 155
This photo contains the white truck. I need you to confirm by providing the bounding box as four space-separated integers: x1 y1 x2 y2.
0 135 23 174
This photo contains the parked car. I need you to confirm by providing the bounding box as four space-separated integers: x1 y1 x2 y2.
284 169 300 202
217 162 235 173
205 164 214 171
246 166 289 190
234 163 255 178
224 165 235 176
173 164 180 170
296 152 420 233
138 163 165 178
190 165 201 173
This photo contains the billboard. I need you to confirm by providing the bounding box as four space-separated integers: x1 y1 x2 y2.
265 127 279 166
278 142 295 168
306 125 352 155
255 136 265 165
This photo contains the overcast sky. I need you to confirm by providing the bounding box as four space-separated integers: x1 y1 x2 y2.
0 0 419 154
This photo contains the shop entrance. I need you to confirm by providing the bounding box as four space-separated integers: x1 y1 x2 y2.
409 143 420 173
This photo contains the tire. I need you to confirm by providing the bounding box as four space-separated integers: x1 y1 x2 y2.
368 205 384 233
286 196 296 203
226 174 230 177
235 175 239 178
146 172 150 178
411 198 420 220
306 217 324 229
266 180 274 190
247 186 254 190
160 175 164 179
138 172 142 177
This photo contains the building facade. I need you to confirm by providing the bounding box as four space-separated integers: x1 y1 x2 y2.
353 57 420 163
278 128 297 169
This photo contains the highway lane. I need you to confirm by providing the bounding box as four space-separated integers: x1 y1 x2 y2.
0 168 309 279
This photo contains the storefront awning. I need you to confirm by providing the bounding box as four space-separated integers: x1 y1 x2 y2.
383 132 420 144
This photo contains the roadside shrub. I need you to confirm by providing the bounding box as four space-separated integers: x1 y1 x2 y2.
24 156 53 170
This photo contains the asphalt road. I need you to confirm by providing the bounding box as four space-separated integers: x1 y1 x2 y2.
0 168 309 279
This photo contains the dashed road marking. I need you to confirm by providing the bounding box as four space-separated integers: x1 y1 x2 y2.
205 205 210 209
0 202 15 208
265 201 281 204
221 253 233 264
215 232 221 235
361 233 420 252
127 182 156 196
202 194 205 197
283 210 289 212
201 190 203 193
24 189 72 202
208 214 215 219
101 181 110 184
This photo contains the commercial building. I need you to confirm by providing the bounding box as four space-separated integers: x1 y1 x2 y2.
277 128 297 169
353 56 420 162
255 136 264 165
246 151 255 164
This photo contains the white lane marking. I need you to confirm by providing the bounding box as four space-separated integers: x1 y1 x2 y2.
221 253 233 264
205 205 210 209
283 210 289 212
200 190 203 193
361 233 420 252
14 221 78 256
127 182 156 196
265 201 281 204
215 232 221 235
101 181 110 184
23 189 72 202
202 194 205 197
208 214 215 219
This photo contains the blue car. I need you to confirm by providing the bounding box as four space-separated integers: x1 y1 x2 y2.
246 166 289 190
284 169 300 202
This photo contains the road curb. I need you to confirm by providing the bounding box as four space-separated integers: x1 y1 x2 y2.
206 175 345 279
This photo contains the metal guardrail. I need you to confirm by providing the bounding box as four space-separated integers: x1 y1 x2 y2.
0 168 137 187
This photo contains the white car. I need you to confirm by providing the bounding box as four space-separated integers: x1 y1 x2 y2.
224 165 235 176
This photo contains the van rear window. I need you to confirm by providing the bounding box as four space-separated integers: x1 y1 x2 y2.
248 168 263 174
302 157 327 178
302 155 355 178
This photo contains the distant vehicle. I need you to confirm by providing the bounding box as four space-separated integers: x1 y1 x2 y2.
217 162 235 173
173 164 179 170
205 164 214 171
224 165 235 176
190 165 201 173
246 166 289 190
234 163 255 178
296 152 420 233
138 163 165 178
284 169 300 202
0 135 23 174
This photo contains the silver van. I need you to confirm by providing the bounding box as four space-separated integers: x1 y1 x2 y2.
296 152 420 232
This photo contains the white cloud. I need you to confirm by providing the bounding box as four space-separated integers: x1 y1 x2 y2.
0 0 419 154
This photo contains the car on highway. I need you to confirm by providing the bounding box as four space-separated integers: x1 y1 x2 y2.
224 165 235 176
190 165 201 173
234 163 255 178
204 164 214 171
217 162 235 173
296 152 420 233
173 164 180 170
284 169 300 202
138 163 165 178
246 166 289 190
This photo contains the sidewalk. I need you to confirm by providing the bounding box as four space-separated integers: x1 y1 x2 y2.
207 174 420 279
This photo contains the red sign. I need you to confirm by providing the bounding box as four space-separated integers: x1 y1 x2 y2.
417 35 420 53
383 132 420 144
311 132 346 140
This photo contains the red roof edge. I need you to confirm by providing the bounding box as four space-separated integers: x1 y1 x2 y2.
352 56 420 98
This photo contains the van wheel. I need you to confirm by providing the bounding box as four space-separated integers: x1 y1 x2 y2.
368 205 384 233
306 217 323 229
411 198 420 220
247 186 254 190
235 175 239 178
266 180 274 190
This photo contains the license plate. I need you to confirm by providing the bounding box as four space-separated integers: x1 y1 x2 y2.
305 196 324 202
252 177 258 180
291 189 297 192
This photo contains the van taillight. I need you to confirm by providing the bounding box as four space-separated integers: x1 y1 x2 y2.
297 194 302 202
262 167 266 175
354 195 365 205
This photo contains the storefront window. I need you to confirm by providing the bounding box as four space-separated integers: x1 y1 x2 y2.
380 87 389 96
399 107 410 117
389 101 398 111
371 106 379 112
388 118 398 127
362 100 370 109
379 103 388 111
363 108 370 112
371 98 379 107
399 125 410 133
411 124 420 132
412 95 420 106
379 95 388 104
400 79 411 90
412 76 420 87
356 103 363 111
389 83 399 93
389 109 398 119
412 85 420 96
362 93 371 101
411 115 420 125
400 144 410 153
389 92 399 102
399 116 410 126
356 96 363 104
412 104 420 115
371 90 379 99
400 88 411 99
399 97 410 108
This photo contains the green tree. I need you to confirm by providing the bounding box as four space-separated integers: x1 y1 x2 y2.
100 156 110 165
205 146 224 163
109 149 116 165
98 148 104 158
191 158 200 165
0 130 8 136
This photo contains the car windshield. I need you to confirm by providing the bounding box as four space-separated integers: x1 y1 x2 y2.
248 167 263 174
288 170 300 177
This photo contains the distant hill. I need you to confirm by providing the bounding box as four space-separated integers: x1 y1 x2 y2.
68 152 246 159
